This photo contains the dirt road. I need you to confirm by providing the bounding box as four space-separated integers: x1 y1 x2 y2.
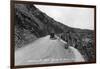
15 35 85 65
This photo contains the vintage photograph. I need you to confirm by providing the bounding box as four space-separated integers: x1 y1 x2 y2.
11 1 96 67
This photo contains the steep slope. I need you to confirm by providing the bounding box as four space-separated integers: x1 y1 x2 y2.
15 4 64 48
15 4 95 62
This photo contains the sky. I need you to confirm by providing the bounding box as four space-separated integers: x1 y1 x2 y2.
35 5 94 30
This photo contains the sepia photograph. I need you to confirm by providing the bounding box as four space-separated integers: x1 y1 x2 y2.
11 1 96 68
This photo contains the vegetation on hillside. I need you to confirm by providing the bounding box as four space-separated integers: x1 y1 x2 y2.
14 4 95 62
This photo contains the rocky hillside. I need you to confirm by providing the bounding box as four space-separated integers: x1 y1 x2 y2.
14 4 95 62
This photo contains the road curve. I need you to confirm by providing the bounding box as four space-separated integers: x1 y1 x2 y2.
15 35 85 65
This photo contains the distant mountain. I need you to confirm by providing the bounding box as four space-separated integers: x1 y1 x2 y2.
15 4 95 62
